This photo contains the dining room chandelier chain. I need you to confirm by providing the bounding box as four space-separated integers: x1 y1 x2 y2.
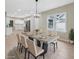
35 0 38 16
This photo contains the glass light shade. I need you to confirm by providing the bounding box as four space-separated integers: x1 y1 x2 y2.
33 14 40 18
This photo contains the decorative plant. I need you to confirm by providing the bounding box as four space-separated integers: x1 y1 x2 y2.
69 29 74 41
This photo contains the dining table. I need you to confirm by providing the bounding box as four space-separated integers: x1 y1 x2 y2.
22 31 59 46
22 31 59 54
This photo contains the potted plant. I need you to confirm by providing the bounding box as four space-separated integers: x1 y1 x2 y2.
69 29 74 44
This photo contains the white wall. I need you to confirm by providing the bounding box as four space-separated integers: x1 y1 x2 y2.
6 17 25 32
14 19 25 31
5 17 12 27
5 17 13 35
39 3 74 40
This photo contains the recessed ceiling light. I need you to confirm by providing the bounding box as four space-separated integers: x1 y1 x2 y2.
14 12 17 15
17 9 21 12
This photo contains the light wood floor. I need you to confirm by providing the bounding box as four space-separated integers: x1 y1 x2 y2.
5 31 74 59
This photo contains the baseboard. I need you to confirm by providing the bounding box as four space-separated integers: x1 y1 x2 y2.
58 39 74 44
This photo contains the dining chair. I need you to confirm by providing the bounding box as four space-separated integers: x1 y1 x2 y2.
20 34 28 59
26 39 45 59
49 35 59 52
16 33 22 53
50 39 57 52
48 32 58 52
48 31 57 36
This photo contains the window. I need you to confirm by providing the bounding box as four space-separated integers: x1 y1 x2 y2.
47 12 67 32
48 19 53 28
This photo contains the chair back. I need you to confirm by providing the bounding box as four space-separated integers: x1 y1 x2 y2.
48 31 57 36
16 33 21 43
20 34 28 48
26 39 37 55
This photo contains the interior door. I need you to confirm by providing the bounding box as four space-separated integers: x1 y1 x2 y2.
25 20 30 32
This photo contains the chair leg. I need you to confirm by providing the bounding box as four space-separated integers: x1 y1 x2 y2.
17 43 19 49
54 43 55 52
19 43 21 49
28 52 30 59
17 43 19 48
19 44 22 52
56 42 58 48
43 54 45 59
17 43 20 50
35 57 37 59
21 46 22 53
25 48 27 59
21 46 23 53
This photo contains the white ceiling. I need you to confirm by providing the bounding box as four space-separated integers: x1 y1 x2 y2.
5 0 74 17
